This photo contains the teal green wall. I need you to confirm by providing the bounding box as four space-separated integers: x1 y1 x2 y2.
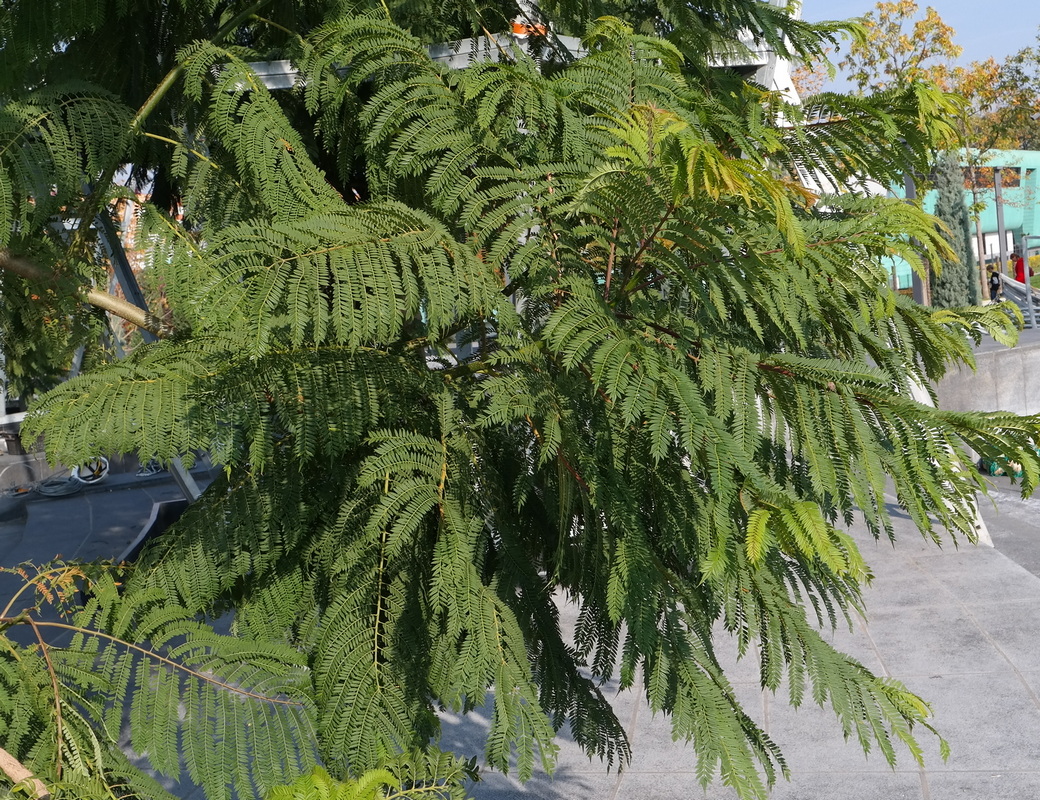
884 149 1040 289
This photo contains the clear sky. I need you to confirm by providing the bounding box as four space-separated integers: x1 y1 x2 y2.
801 0 1040 71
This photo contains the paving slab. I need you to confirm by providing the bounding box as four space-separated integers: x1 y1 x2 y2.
863 604 1013 677
766 771 923 800
922 673 1040 772
924 771 1040 800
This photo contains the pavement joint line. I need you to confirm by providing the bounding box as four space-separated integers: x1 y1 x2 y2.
857 539 947 800
852 609 890 679
70 495 95 561
924 769 1040 774
849 588 938 798
608 666 642 800
32 492 97 564
943 568 1040 716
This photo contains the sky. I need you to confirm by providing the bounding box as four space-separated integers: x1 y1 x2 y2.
801 0 1040 74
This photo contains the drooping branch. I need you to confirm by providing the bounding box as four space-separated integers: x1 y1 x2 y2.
27 619 62 780
26 620 306 707
0 251 174 339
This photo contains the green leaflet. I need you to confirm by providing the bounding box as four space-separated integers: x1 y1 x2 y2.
265 753 475 800
21 340 216 466
745 508 772 564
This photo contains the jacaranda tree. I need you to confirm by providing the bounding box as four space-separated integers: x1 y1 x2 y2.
1 2 1038 799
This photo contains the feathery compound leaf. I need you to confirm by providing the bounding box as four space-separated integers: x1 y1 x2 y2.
0 567 317 800
22 340 216 466
205 206 511 354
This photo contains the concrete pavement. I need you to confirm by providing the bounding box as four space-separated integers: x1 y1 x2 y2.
468 508 1040 800
2 450 1040 798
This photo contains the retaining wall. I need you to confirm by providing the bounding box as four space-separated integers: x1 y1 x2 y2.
937 339 1040 416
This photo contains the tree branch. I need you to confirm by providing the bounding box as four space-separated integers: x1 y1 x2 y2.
0 251 174 339
0 747 50 799
27 618 62 780
623 202 676 294
20 620 306 706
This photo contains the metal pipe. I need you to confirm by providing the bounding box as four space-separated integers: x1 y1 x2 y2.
1024 234 1040 329
94 211 202 501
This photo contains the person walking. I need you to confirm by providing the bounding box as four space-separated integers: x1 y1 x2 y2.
1015 251 1027 284
989 267 1002 301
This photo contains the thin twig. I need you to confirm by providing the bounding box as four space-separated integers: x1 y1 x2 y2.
612 312 688 344
27 619 62 780
623 202 677 292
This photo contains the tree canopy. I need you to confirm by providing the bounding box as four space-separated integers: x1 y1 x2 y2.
990 30 1040 151
1 2 1039 800
836 0 960 93
930 151 977 307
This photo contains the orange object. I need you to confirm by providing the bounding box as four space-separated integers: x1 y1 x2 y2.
511 20 548 36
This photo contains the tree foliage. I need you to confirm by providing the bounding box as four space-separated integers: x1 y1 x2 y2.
837 0 961 93
950 56 1038 153
930 151 976 307
993 30 1040 150
1 2 1040 800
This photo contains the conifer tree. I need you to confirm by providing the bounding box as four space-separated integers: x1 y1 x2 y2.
0 3 1038 800
930 151 977 307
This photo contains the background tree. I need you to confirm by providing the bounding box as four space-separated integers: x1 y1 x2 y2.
832 2 998 300
996 30 1040 150
790 48 832 97
837 0 961 93
930 151 977 307
952 56 1038 153
948 57 1017 286
1 3 1039 800
940 55 1040 289
835 6 1040 292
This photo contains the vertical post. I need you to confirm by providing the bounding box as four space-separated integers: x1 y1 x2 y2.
1025 234 1040 329
904 171 930 305
993 170 1036 326
995 167 1009 276
1029 263 1037 331
95 211 203 501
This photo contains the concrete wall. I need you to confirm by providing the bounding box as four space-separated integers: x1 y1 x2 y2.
937 341 1040 416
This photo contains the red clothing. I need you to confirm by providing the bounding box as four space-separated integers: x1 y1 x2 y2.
1016 256 1027 283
